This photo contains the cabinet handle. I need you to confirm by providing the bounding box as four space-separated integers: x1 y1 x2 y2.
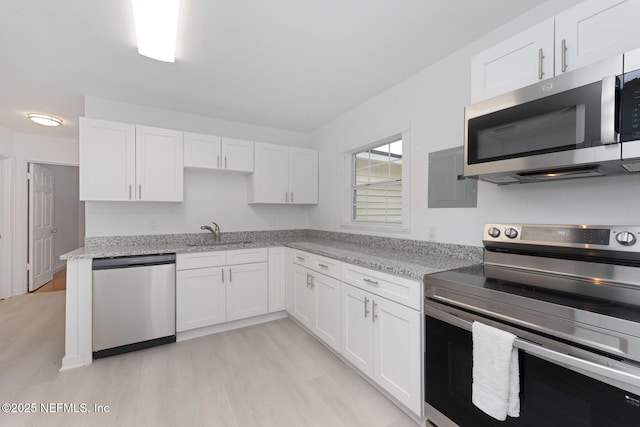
222 268 225 283
229 267 232 282
538 48 544 80
561 39 567 72
372 300 378 322
318 263 328 269
224 156 228 169
309 274 314 288
217 155 220 169
296 255 305 261
286 192 289 203
306 272 310 287
138 184 142 199
364 297 370 318
290 192 294 203
363 278 379 285
129 185 132 200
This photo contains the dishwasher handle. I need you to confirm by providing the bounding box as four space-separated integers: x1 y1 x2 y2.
92 254 176 270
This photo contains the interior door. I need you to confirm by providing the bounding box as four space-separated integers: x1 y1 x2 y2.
29 163 54 291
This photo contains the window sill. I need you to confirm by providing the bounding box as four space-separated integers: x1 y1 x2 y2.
340 223 410 234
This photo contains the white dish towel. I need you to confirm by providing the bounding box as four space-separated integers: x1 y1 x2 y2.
472 321 520 421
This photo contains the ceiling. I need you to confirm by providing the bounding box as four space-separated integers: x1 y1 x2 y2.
0 0 546 139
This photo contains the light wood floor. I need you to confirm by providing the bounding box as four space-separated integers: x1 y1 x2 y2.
0 291 418 427
33 269 67 293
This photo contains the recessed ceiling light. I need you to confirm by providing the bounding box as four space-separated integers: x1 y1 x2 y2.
27 113 63 127
131 0 181 62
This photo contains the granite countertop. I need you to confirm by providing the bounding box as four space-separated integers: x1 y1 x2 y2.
61 230 482 281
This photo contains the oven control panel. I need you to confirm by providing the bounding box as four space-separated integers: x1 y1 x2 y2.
483 223 640 252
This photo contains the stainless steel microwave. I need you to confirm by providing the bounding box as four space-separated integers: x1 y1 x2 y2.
464 48 640 185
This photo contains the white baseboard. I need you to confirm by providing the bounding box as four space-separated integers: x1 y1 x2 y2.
176 311 289 342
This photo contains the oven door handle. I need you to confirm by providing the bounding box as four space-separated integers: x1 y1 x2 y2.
425 302 640 392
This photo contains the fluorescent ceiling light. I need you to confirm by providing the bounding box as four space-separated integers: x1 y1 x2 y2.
131 0 180 62
27 113 62 127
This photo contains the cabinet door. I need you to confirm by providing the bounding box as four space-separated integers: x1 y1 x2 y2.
176 267 225 331
471 18 554 103
372 297 421 415
79 117 136 201
248 142 289 203
341 284 374 377
135 125 184 202
289 147 318 204
226 262 268 321
292 264 315 329
268 247 286 313
221 137 254 172
556 0 640 74
312 273 341 352
184 132 221 169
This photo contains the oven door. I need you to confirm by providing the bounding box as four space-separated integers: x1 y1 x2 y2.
425 304 640 427
463 54 622 184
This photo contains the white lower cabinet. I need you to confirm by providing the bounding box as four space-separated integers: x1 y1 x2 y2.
341 282 422 415
226 262 268 321
176 249 268 332
176 267 226 332
290 263 341 352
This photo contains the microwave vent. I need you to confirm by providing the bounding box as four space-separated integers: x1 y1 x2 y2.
482 175 519 184
622 162 640 173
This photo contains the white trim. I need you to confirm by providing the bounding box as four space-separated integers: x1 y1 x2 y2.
343 126 411 233
176 311 288 342
0 158 14 299
61 257 93 371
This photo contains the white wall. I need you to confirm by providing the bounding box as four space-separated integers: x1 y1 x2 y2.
308 0 640 248
0 126 14 158
0 126 14 298
48 165 84 271
84 97 311 236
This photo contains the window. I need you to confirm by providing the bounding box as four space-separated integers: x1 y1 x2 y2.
352 136 403 224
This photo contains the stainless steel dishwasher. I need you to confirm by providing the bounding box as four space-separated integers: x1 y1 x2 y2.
92 253 176 359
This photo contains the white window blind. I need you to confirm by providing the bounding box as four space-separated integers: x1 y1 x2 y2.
352 137 402 223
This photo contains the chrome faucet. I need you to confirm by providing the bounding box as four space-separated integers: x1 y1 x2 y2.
200 221 221 242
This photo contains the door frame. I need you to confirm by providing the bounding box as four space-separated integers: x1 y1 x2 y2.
0 157 13 299
14 159 80 296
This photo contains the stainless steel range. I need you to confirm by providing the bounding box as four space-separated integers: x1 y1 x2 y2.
424 224 640 427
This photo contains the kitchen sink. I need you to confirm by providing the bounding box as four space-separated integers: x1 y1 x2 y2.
186 241 253 247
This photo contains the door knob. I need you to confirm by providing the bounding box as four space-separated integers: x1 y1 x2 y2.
51 229 57 234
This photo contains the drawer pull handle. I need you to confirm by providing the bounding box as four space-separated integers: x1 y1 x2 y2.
363 278 379 285
296 256 305 261
318 263 329 268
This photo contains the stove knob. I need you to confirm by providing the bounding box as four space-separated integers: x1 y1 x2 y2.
505 227 519 239
616 231 637 246
487 227 501 238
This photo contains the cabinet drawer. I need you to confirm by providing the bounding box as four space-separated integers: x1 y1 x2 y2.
226 248 268 265
311 254 341 279
341 264 420 310
177 251 226 270
292 250 313 267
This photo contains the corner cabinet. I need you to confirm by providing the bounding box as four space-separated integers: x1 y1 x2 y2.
248 143 318 204
471 0 640 103
183 132 254 173
79 117 183 202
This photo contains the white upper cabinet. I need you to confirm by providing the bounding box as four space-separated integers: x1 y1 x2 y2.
555 0 640 74
79 118 135 201
472 0 640 102
289 147 319 204
80 118 183 202
135 126 184 202
471 18 554 103
248 142 318 204
183 132 254 173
